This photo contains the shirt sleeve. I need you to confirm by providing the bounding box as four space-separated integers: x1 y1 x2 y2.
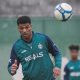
64 64 69 80
8 45 20 75
46 36 62 68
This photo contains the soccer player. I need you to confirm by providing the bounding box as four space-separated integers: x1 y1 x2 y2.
8 16 62 80
64 45 80 80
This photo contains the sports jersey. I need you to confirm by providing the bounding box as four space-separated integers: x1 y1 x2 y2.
64 60 80 80
8 32 61 80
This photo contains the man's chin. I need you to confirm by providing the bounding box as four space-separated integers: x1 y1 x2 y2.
23 35 28 37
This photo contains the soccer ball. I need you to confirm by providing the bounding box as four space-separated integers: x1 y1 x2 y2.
54 3 72 21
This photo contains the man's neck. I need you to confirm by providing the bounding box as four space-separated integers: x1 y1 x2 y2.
22 33 33 42
71 58 78 61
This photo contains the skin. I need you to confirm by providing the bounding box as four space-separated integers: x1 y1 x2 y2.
11 60 18 74
11 23 60 77
53 67 61 78
18 23 32 42
70 50 79 61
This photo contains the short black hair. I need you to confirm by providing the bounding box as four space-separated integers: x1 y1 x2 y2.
17 16 31 25
69 45 80 51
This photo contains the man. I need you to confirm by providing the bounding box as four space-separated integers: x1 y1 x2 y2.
64 45 80 80
8 16 62 80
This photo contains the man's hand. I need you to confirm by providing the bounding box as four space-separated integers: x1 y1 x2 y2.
53 67 61 78
11 60 18 74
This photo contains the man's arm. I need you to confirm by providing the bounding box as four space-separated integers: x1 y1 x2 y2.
46 36 62 68
64 64 69 80
8 46 20 75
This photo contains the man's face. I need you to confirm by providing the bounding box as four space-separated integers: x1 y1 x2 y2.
18 23 32 38
70 50 79 59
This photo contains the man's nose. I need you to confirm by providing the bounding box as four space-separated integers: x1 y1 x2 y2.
23 28 26 32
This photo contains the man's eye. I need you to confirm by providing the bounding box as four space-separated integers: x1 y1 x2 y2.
19 27 23 30
25 26 29 29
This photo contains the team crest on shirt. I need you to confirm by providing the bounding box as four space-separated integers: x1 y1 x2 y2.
38 43 43 49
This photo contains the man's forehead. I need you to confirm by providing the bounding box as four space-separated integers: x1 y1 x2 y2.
18 23 30 27
70 50 79 53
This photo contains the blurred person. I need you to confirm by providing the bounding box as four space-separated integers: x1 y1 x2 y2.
8 16 62 80
64 45 80 80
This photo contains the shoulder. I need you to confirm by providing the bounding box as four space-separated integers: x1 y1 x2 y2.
35 33 51 41
12 39 22 50
14 39 22 46
65 61 71 68
35 33 46 38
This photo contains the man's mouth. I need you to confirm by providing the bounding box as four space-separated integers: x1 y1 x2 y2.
22 32 30 36
23 33 27 36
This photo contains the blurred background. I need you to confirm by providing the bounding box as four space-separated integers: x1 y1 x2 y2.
0 0 80 80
